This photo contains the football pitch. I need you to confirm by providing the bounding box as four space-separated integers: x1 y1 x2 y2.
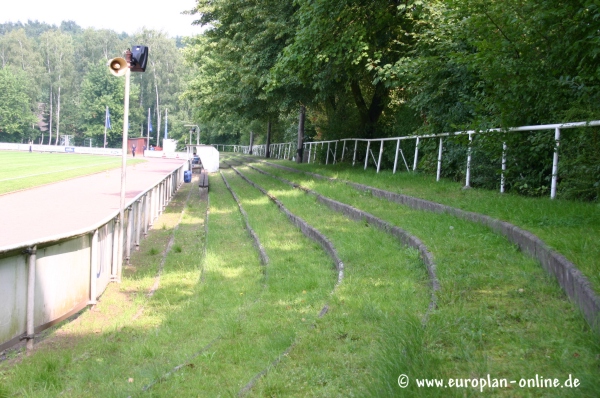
0 151 146 195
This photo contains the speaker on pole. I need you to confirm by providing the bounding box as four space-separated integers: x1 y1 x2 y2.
130 45 149 72
108 57 128 77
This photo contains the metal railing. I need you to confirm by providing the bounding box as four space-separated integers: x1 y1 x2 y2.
0 164 186 351
235 120 600 199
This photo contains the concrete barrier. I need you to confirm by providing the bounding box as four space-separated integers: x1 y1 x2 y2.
0 164 186 351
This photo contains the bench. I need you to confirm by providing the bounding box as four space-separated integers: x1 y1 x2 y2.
199 170 209 188
198 170 209 199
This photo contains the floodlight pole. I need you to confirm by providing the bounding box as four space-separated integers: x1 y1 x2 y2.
117 53 132 283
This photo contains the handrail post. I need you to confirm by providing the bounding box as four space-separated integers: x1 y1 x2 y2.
393 139 400 174
550 127 560 199
413 137 420 171
436 138 443 182
333 141 338 164
465 134 473 188
501 142 507 193
90 230 98 304
377 140 384 173
25 246 37 352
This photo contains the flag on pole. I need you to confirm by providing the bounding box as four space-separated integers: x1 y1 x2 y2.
147 108 151 148
105 107 111 130
164 108 168 139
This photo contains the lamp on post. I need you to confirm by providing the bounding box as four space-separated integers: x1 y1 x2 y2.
184 124 200 144
108 45 148 283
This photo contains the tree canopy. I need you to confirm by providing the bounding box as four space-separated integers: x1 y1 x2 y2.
0 21 191 147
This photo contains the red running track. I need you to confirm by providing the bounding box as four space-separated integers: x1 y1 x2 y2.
0 157 186 250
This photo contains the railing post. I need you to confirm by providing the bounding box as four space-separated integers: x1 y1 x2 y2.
26 245 37 352
136 199 142 249
436 138 443 182
111 217 119 278
364 141 371 170
550 127 560 199
125 207 132 265
353 140 358 166
159 181 163 213
393 139 400 174
465 134 473 188
377 140 384 173
413 137 420 171
501 142 507 193
143 193 149 236
333 141 338 164
90 230 98 304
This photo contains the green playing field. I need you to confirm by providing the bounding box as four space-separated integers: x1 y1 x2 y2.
0 151 145 195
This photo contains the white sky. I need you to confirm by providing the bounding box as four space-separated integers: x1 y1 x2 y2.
2 0 203 38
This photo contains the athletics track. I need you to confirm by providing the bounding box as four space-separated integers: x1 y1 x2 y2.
0 157 186 249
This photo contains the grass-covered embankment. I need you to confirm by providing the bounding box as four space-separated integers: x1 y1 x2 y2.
260 158 600 297
237 158 600 397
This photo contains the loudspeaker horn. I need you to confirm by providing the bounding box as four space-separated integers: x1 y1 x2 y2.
108 57 128 76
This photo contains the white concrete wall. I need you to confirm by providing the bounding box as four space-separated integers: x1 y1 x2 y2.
0 164 186 350
195 145 220 172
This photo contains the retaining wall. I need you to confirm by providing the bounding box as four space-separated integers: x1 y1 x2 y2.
0 164 186 351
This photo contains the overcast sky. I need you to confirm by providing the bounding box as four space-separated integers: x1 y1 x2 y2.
2 0 203 37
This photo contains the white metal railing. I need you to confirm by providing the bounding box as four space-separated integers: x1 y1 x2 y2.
0 163 186 351
219 142 296 160
237 120 600 199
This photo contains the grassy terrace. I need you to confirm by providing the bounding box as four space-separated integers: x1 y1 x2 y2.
257 157 600 297
0 151 145 195
0 154 598 397
233 158 599 396
221 164 430 396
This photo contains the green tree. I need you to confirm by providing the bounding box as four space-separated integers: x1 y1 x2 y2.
0 67 36 141
79 61 125 147
39 29 74 145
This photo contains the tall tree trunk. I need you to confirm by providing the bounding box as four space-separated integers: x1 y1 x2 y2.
55 85 61 145
350 80 388 138
48 87 53 145
297 105 305 163
249 131 254 155
155 83 160 148
265 119 272 158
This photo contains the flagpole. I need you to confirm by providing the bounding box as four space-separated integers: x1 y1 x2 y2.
164 108 168 139
104 106 108 148
147 108 150 149
156 108 160 149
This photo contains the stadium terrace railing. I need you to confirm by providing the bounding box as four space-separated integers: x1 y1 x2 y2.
0 163 186 351
232 120 600 199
